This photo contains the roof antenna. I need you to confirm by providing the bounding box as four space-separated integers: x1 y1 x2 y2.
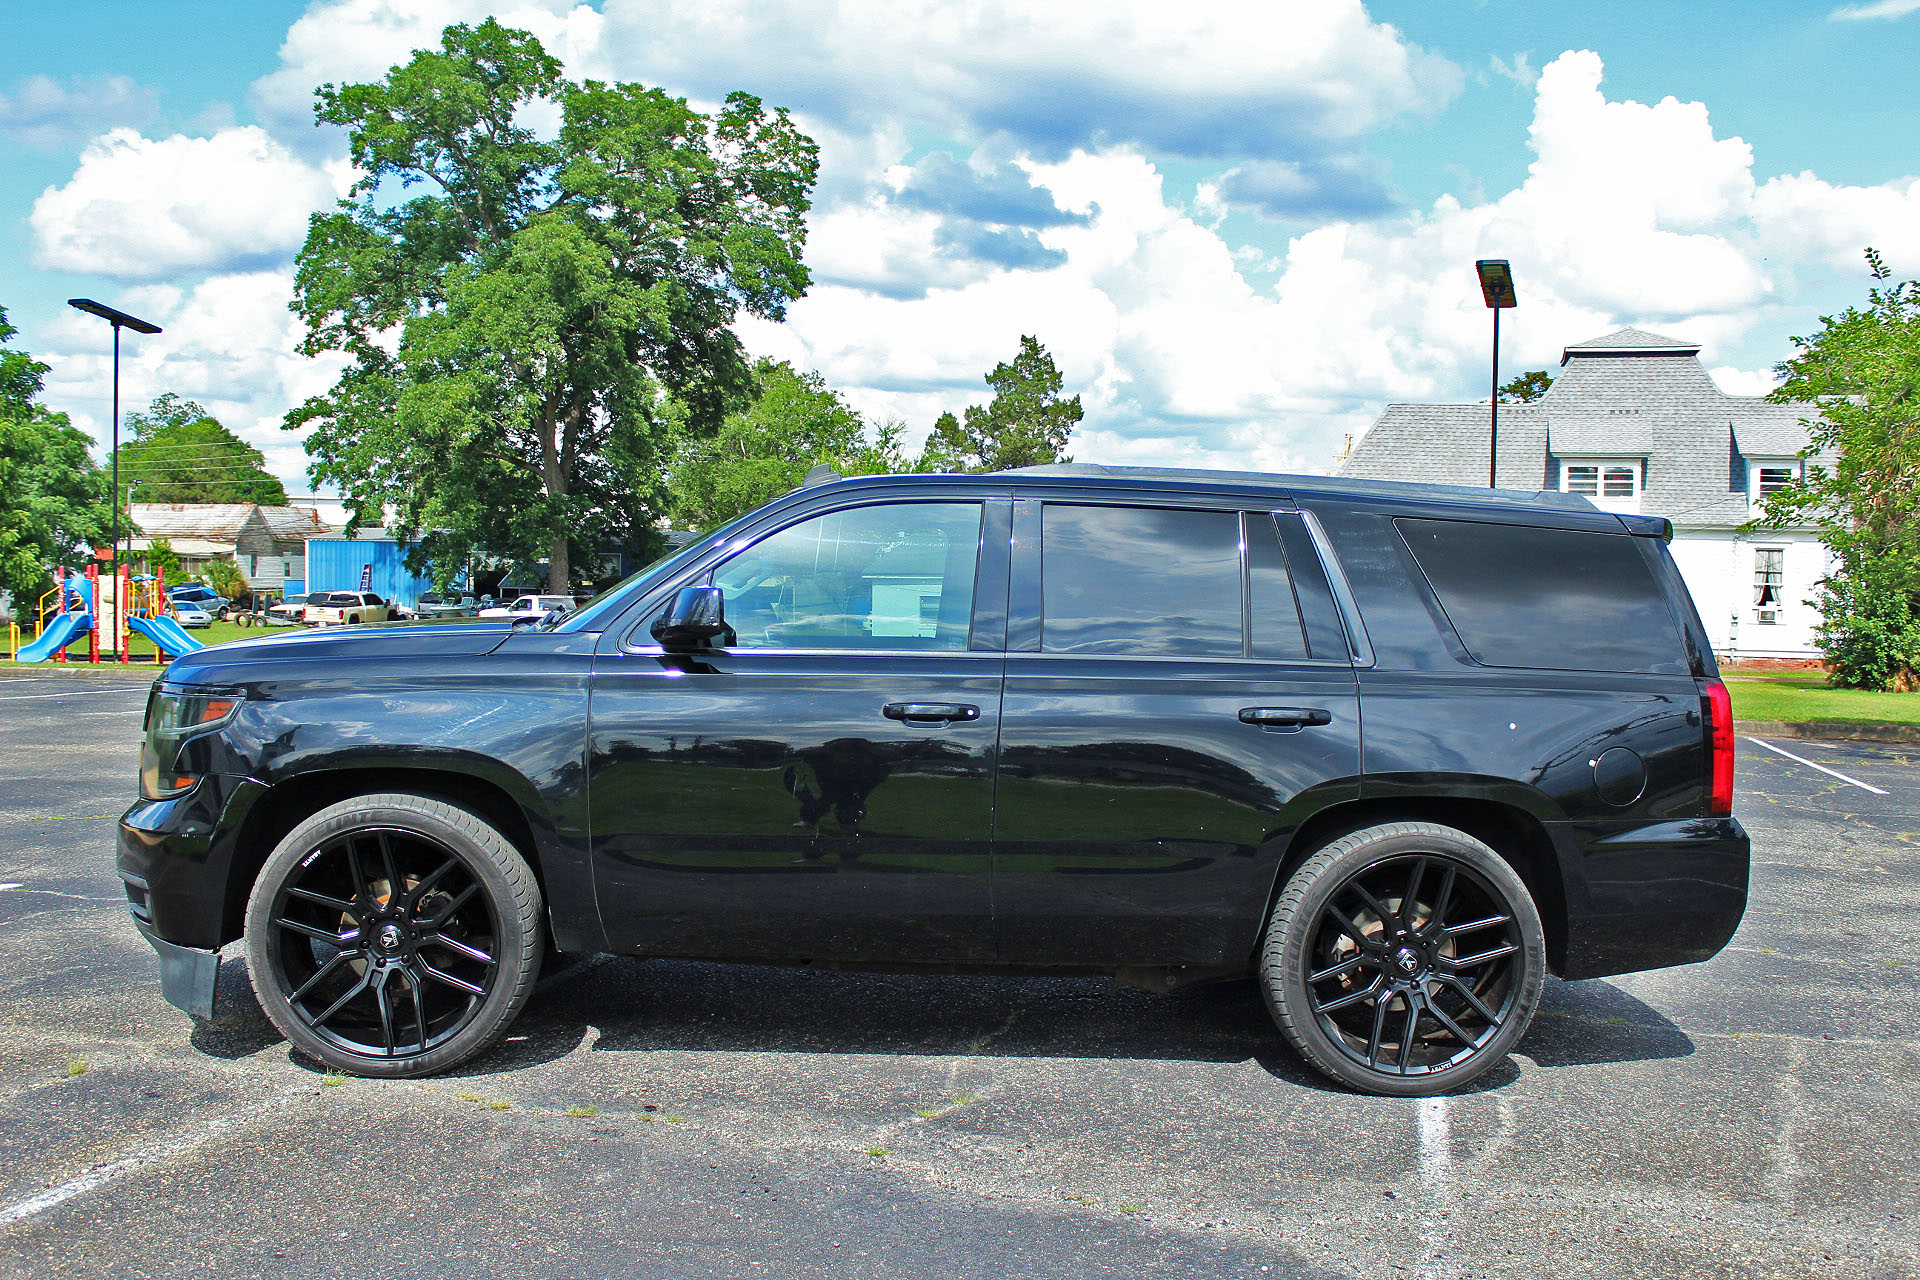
800 464 841 488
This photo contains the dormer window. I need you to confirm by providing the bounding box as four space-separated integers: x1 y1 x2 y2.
1561 460 1640 507
1757 467 1795 496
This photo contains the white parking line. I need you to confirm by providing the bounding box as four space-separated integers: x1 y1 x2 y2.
1745 737 1890 796
1416 1096 1460 1280
0 686 148 702
0 1093 293 1227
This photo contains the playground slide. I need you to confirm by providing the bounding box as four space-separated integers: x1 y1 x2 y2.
127 614 204 659
16 612 93 662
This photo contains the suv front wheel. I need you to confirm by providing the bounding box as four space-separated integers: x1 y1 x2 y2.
243 793 544 1077
1261 822 1546 1096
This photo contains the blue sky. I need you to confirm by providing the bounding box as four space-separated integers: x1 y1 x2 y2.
6 0 1920 491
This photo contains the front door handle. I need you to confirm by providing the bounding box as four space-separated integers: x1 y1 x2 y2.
1239 706 1332 728
884 702 981 724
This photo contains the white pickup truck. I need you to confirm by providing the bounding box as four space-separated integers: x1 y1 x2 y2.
304 591 391 626
477 594 575 622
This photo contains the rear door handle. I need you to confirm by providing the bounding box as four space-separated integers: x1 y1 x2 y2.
1238 706 1332 728
884 702 981 724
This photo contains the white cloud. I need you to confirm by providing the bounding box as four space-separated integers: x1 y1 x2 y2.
30 127 352 279
0 73 157 150
254 0 1457 163
747 46 1920 475
1709 365 1780 397
1752 171 1920 274
1830 0 1920 19
41 270 349 487
1488 53 1538 88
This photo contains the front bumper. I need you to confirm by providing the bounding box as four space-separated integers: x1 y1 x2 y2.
131 910 220 1019
1552 816 1751 980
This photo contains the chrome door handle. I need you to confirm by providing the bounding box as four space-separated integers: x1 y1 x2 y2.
884 702 981 724
1239 706 1331 728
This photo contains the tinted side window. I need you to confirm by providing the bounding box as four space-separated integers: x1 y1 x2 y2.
712 503 981 650
1395 517 1687 673
1246 512 1308 660
1041 505 1240 656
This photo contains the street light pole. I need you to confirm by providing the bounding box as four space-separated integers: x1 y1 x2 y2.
1474 260 1517 488
66 299 161 572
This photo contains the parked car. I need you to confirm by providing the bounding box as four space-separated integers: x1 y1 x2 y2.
171 601 213 629
168 585 230 620
478 594 573 622
118 466 1747 1095
303 591 391 626
416 592 478 618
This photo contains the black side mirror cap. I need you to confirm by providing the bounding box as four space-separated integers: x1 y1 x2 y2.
652 586 730 650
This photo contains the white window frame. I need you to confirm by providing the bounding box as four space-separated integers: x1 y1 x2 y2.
1753 546 1785 621
1749 461 1800 500
1558 458 1642 509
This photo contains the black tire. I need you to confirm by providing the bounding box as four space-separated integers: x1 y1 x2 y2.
1260 822 1545 1096
244 792 543 1077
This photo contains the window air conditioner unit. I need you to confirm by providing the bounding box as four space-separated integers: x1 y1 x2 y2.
1755 609 1779 625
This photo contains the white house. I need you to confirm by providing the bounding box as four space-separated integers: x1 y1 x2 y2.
1337 328 1827 661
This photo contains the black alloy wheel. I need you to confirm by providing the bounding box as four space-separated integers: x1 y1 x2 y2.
1261 822 1546 1096
245 793 543 1077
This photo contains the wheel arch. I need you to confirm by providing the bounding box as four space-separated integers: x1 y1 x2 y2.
221 765 546 945
1261 796 1569 975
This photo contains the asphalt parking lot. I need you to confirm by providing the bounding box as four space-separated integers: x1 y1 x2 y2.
0 670 1914 1280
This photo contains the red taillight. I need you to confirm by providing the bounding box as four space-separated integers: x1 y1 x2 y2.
1701 677 1734 817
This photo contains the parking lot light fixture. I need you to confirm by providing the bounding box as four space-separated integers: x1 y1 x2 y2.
67 299 162 573
1474 260 1517 488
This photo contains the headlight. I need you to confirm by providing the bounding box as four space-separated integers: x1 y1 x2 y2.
140 687 243 800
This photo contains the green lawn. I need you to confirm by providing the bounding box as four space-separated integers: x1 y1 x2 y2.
1725 672 1920 725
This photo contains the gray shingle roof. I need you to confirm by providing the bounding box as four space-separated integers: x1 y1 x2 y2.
1561 327 1700 355
1547 412 1653 456
1338 328 1822 529
1732 404 1815 457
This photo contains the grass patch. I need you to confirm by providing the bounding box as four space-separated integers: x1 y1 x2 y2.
865 1147 888 1159
914 1107 941 1120
1725 672 1920 726
320 1072 346 1087
64 1056 87 1078
563 1105 599 1118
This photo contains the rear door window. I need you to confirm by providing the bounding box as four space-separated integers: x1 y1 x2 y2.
1039 505 1251 657
1395 517 1688 673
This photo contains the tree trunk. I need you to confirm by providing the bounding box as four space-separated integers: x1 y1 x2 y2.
547 529 569 595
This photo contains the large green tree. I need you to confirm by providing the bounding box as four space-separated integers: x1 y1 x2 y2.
114 393 287 505
0 306 112 609
1498 370 1553 403
922 335 1080 472
1756 249 1920 689
286 20 818 592
667 359 908 529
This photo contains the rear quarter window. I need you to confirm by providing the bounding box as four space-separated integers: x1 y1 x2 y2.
1394 517 1688 674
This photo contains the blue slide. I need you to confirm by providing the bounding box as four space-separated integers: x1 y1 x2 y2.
127 614 204 659
16 612 93 662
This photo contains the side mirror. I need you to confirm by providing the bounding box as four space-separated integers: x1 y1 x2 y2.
651 586 730 650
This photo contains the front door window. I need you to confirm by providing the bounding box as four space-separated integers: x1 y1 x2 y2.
711 503 982 650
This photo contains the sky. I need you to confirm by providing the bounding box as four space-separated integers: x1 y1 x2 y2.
6 0 1920 498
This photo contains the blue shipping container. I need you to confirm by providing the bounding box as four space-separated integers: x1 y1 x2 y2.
304 537 447 608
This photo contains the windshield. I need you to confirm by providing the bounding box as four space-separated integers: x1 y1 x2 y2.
553 511 763 633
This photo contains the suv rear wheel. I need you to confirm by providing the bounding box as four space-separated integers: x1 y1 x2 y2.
1260 822 1545 1096
243 793 543 1077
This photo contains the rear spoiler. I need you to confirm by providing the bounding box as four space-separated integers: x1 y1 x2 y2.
1616 513 1673 541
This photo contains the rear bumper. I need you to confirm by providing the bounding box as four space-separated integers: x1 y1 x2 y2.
1552 816 1751 980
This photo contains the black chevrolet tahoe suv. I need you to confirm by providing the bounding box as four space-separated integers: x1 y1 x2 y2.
119 465 1747 1095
